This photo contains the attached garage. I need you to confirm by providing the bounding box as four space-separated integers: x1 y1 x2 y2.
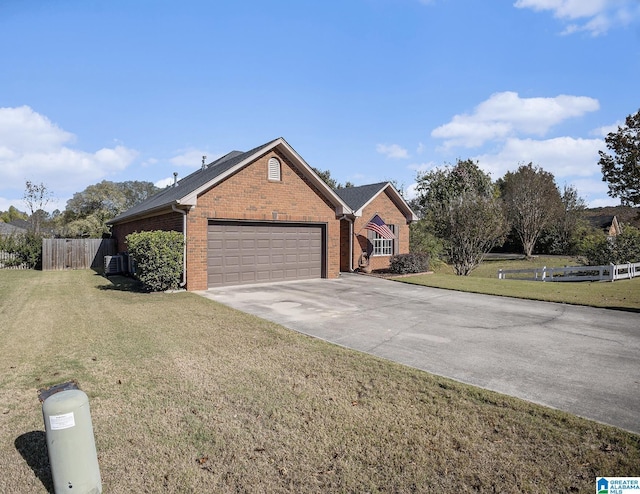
207 221 325 288
108 137 417 291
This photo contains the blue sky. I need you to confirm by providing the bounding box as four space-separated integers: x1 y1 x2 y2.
1 0 638 213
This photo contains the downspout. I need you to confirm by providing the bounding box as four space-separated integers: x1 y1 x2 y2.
172 204 188 288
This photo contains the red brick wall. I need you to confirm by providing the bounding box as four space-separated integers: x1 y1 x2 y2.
339 220 351 271
352 189 410 271
185 149 340 290
111 212 184 253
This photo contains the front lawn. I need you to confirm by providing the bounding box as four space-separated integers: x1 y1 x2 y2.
1 270 638 493
398 256 640 310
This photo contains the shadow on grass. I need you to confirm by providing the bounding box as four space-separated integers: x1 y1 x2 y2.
607 306 640 314
15 431 53 493
96 273 147 293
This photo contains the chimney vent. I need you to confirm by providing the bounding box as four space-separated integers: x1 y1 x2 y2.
202 155 207 170
173 172 178 187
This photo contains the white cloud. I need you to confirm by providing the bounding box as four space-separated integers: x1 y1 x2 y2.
408 161 437 174
587 196 621 207
404 182 419 201
473 136 603 179
0 105 74 152
0 106 138 200
591 121 622 137
514 0 640 35
169 149 219 168
432 92 599 148
154 177 175 189
376 143 409 159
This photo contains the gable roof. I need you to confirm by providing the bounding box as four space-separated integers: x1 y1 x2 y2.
109 137 352 224
0 222 28 237
587 214 616 230
335 182 418 221
587 214 622 236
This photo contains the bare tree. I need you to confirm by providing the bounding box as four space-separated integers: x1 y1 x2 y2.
500 164 563 257
23 181 53 234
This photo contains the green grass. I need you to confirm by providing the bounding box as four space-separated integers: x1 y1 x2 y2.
397 256 640 310
1 270 639 493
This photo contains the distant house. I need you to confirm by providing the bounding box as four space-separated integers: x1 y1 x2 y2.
108 137 417 290
0 222 27 238
588 215 622 238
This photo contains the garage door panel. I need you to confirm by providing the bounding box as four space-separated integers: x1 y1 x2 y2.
225 256 239 266
207 222 323 288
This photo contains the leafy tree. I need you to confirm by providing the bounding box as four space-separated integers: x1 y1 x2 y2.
599 109 640 206
415 159 507 275
23 181 53 234
0 206 28 223
500 163 563 257
558 184 587 252
537 184 586 255
580 225 640 265
445 191 508 275
64 180 158 237
409 219 443 259
311 168 354 189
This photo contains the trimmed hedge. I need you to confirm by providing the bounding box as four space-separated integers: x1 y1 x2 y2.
389 253 430 274
126 230 184 292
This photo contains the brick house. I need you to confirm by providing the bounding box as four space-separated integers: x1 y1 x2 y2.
109 137 417 290
335 182 416 272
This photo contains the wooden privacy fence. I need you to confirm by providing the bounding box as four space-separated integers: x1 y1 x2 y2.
497 262 640 282
42 238 117 271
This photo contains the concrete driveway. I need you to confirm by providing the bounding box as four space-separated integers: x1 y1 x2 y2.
198 273 640 434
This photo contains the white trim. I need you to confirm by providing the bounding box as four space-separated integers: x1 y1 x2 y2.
352 182 419 222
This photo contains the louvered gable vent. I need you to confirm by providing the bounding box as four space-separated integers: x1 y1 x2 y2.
268 157 281 181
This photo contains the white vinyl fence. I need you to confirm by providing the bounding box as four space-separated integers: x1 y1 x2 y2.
497 262 640 282
0 251 28 269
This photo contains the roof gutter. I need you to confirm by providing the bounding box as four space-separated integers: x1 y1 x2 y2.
172 204 188 288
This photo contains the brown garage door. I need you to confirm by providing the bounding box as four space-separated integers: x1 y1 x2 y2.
207 221 324 288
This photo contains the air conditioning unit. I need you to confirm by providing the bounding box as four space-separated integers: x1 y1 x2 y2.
104 255 123 276
127 256 137 276
117 252 136 276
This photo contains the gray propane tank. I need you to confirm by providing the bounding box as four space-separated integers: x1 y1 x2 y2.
41 386 102 494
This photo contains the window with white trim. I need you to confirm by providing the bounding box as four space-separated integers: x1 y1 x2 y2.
371 225 395 256
268 157 281 181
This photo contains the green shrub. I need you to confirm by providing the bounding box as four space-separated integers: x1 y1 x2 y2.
126 230 184 292
389 253 430 274
580 226 640 266
0 232 43 269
